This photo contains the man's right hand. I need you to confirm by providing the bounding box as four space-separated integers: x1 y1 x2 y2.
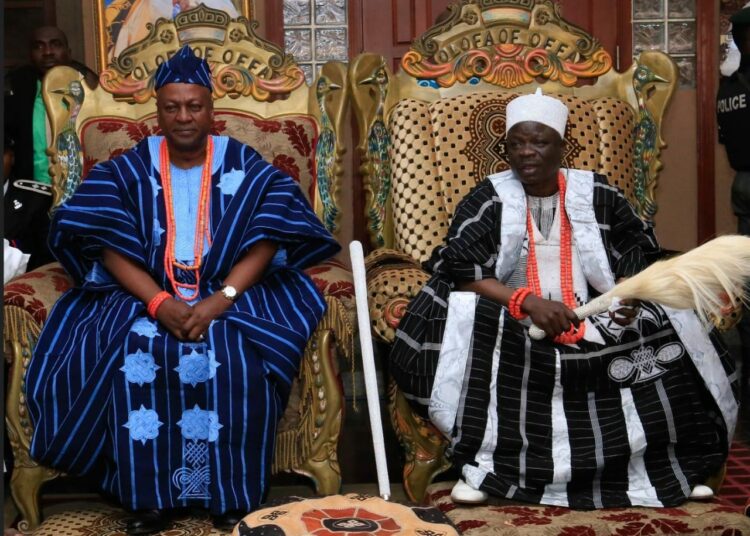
522 294 580 339
155 298 193 340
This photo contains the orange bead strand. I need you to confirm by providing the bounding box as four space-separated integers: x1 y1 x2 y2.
509 288 532 320
147 290 172 319
524 171 585 344
159 137 214 302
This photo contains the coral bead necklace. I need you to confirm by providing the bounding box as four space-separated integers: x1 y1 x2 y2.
525 170 585 344
159 137 214 301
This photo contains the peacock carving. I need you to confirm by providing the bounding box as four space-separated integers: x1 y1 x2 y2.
631 64 668 220
51 80 85 206
359 66 392 247
315 75 342 233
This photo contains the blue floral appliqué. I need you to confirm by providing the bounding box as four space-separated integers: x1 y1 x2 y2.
123 405 163 444
130 317 161 339
120 349 160 386
217 168 244 196
174 349 220 387
177 405 222 442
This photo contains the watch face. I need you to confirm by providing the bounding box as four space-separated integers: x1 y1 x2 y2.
223 286 237 299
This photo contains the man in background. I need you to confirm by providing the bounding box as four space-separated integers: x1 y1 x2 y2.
4 26 97 271
717 5 750 387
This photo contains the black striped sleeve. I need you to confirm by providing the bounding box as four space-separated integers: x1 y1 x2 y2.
424 179 503 282
592 174 661 279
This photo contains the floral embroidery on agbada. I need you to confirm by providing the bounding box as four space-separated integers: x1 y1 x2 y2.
174 349 220 386
120 349 160 386
124 405 163 444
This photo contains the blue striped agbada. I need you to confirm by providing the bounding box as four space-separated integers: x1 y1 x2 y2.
27 136 340 514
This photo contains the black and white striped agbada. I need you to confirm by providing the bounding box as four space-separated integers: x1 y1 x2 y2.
391 170 738 509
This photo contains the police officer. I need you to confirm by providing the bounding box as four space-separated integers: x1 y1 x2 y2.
717 5 750 382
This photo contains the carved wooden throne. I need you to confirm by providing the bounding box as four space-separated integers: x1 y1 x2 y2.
350 0 678 502
3 6 354 531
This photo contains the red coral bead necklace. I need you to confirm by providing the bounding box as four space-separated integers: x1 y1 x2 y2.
525 170 585 344
159 137 214 302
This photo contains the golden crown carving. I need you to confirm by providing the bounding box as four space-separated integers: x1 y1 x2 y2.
99 4 305 103
402 0 612 89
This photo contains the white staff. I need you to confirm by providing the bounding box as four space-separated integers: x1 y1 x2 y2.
350 240 391 500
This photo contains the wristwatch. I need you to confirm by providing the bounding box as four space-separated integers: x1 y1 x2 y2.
220 285 238 302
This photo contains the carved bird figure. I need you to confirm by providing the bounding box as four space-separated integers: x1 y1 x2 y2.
359 66 392 247
51 80 85 206
631 64 668 219
315 75 342 233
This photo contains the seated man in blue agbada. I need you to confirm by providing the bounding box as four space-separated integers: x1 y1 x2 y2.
27 45 340 535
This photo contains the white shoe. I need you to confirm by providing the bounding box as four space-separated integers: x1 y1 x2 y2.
689 484 714 500
450 479 489 504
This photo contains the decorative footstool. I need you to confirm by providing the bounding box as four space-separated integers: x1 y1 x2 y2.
235 494 459 535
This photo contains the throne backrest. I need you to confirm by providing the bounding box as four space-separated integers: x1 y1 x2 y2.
350 0 677 263
43 5 348 237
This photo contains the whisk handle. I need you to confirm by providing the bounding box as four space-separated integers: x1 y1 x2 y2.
528 294 613 340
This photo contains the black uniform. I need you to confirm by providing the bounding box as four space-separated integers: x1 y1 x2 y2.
717 55 750 235
4 178 54 271
717 53 750 382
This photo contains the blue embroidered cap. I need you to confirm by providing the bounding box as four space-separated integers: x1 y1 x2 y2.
154 45 212 91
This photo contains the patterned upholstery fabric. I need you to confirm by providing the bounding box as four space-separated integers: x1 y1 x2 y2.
3 263 71 326
389 92 637 264
79 112 319 205
361 249 430 342
305 258 355 322
425 482 750 536
592 98 636 201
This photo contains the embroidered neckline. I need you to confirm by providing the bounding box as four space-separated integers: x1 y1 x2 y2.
160 138 214 301
525 170 585 344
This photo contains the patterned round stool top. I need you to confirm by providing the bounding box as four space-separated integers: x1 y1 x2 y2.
234 494 459 536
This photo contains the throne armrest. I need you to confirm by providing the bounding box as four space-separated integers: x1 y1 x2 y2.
362 250 451 501
359 250 449 501
273 293 354 495
4 263 72 531
4 264 73 438
4 263 72 331
271 262 354 494
363 248 430 343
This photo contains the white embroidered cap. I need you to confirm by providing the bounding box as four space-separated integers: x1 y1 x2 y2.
505 88 569 139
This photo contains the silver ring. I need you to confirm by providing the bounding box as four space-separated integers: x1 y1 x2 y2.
197 334 205 341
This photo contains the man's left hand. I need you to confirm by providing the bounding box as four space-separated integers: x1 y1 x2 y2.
609 298 641 326
183 293 232 341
